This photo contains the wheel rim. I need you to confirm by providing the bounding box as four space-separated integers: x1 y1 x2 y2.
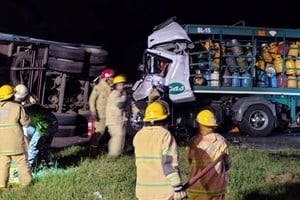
248 110 268 130
130 113 143 131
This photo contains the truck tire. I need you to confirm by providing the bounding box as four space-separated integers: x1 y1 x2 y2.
85 48 108 65
54 113 78 125
48 57 85 73
239 104 274 137
49 44 85 61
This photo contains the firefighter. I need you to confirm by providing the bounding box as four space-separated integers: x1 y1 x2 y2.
88 68 115 157
133 101 187 200
14 84 58 169
186 109 231 200
105 74 128 157
0 84 32 189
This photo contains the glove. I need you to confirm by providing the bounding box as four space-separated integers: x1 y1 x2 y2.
173 190 187 200
173 185 187 200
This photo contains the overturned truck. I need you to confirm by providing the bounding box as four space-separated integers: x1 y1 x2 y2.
0 33 108 136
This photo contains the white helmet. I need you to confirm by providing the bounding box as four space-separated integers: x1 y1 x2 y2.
14 84 29 100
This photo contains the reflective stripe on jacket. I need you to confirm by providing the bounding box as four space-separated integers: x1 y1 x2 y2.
133 126 182 200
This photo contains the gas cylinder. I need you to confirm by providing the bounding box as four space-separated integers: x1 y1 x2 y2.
87 116 95 138
222 67 231 86
277 41 285 55
269 76 277 88
277 73 287 88
230 39 243 56
245 43 253 63
269 42 278 59
285 58 296 75
262 47 273 63
257 70 268 87
287 42 298 57
295 58 300 75
236 57 248 72
241 71 251 87
204 70 211 86
225 53 237 70
287 75 297 88
256 57 265 71
193 70 205 85
231 71 241 87
273 55 283 73
211 71 219 86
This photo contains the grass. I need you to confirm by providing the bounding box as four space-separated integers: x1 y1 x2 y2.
1 144 300 200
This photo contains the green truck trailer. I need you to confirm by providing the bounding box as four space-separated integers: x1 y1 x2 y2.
130 17 300 138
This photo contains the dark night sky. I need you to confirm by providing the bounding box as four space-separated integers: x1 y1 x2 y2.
0 0 298 81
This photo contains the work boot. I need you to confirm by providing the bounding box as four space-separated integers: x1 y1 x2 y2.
89 145 99 159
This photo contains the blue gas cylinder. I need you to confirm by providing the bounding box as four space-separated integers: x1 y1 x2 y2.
269 76 277 87
257 70 268 87
241 71 251 87
204 70 211 86
231 71 240 87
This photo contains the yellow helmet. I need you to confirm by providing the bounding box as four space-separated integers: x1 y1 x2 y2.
196 109 218 126
143 101 168 122
113 74 126 84
0 84 15 101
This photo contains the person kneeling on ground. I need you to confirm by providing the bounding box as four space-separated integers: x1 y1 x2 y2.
14 84 58 169
133 101 187 200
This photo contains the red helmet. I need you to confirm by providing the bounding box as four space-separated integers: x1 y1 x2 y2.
100 68 115 79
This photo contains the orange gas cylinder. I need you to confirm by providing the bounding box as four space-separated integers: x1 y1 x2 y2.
285 59 296 75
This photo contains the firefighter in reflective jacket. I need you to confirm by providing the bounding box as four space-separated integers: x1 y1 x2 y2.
133 101 186 200
88 68 115 156
186 109 231 200
14 84 58 169
0 84 32 189
105 74 128 157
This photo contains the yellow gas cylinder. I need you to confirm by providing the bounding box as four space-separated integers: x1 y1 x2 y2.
298 76 300 88
269 42 278 59
285 58 296 75
256 57 265 70
296 58 300 75
273 55 283 73
261 44 272 63
287 42 299 57
287 75 297 88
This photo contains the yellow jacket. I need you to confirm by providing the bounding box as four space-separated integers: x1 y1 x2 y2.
186 133 231 199
133 126 183 200
0 101 31 155
88 79 112 119
105 90 127 126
